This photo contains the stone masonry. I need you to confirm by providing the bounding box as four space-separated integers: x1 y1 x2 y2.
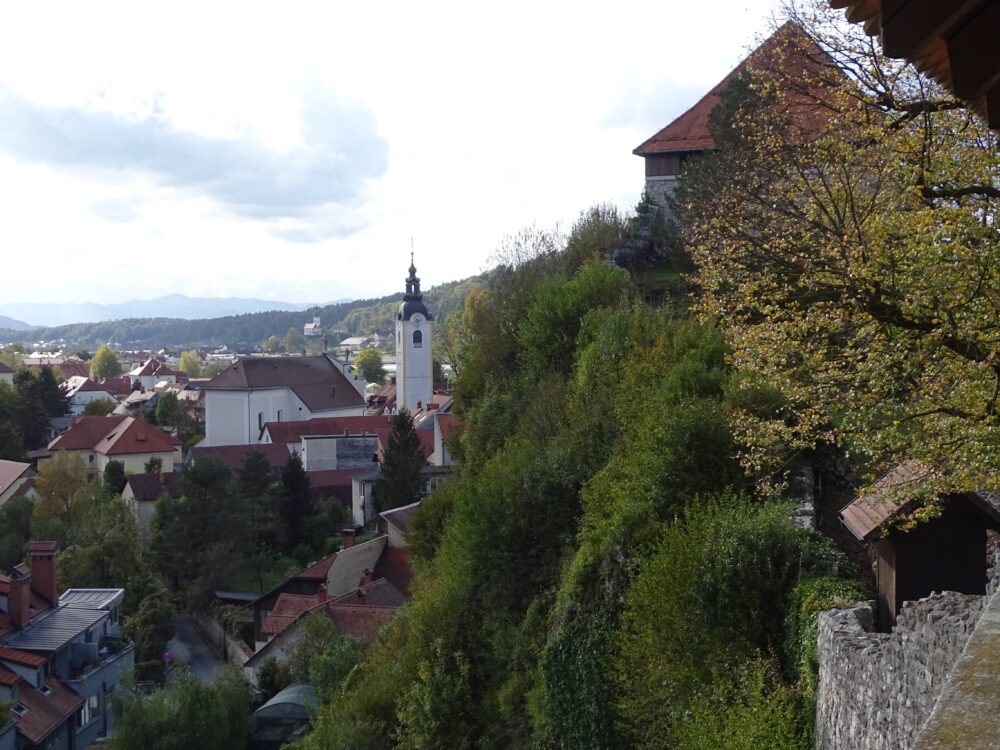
816 592 987 750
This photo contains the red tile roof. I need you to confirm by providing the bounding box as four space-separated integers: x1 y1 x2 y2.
633 21 822 156
260 593 322 637
49 416 179 456
99 376 134 397
0 362 13 374
14 678 84 745
436 413 460 443
0 647 47 667
56 360 90 379
325 603 396 643
0 667 19 686
380 503 420 536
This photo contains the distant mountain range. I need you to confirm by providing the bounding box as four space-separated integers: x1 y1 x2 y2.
0 315 34 331
0 294 352 328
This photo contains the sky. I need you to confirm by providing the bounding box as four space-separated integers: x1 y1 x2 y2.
0 0 782 305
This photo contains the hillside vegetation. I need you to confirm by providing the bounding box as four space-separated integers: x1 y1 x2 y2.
295 206 863 749
0 275 482 350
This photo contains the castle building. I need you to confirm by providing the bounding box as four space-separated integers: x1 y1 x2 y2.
395 257 433 414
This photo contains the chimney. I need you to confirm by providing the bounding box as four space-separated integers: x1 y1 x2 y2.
317 584 327 603
8 572 31 628
342 528 357 549
27 541 58 605
359 568 374 587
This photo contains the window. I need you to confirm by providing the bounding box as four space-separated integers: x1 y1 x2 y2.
77 694 99 727
413 330 423 348
276 409 283 422
257 412 264 431
10 703 28 717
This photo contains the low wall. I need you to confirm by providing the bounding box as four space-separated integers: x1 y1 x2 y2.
815 592 986 750
191 613 252 666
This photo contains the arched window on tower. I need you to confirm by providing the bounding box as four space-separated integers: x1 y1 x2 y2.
413 330 423 348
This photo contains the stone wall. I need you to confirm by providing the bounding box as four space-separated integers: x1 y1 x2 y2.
816 592 986 750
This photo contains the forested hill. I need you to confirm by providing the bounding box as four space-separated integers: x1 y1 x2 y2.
0 274 483 350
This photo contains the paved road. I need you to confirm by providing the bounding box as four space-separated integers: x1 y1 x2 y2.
167 613 225 682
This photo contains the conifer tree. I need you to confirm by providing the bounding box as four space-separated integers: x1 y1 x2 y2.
279 452 312 551
373 409 426 513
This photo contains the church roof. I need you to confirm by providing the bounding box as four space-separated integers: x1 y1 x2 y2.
398 256 432 322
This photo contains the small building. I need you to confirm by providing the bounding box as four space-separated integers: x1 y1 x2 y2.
0 362 13 385
839 460 1000 631
47 416 182 474
127 358 186 390
250 683 317 750
61 377 119 417
303 317 322 338
121 472 183 530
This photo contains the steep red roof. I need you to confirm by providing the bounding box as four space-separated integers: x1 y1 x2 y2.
56 360 90 379
333 578 406 608
261 593 322 637
48 415 179 456
0 647 47 667
436 413 460 443
0 362 13 374
48 415 127 451
840 460 937 542
13 678 84 745
634 21 821 156
380 502 420 536
99 376 134 397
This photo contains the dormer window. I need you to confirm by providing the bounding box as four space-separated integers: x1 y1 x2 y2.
10 703 28 717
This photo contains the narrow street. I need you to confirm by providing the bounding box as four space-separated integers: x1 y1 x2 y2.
167 613 225 682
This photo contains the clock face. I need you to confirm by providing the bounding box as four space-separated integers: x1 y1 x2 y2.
412 314 424 327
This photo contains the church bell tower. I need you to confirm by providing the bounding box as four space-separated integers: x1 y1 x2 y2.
395 255 433 413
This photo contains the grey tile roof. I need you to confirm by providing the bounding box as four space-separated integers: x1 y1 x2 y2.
3 607 107 652
58 589 124 610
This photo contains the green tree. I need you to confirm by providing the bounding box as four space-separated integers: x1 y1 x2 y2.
104 460 127 494
36 366 68 417
125 574 177 679
144 455 163 474
395 640 475 750
111 666 252 750
91 345 122 379
677 5 1000 489
355 348 386 384
0 496 32 570
155 392 179 427
263 335 281 354
279 453 312 552
237 449 278 587
13 370 47 450
373 409 425 512
283 326 305 354
311 634 366 704
83 398 117 417
33 452 99 528
177 350 203 378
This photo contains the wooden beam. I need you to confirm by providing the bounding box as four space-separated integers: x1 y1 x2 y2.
879 0 980 58
947 1 1000 98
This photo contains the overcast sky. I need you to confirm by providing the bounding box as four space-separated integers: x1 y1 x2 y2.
0 1 782 305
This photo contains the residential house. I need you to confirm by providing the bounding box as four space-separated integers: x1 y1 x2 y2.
840 460 1000 631
430 412 459 467
61 377 119 417
0 363 13 385
0 461 33 507
121 472 183 530
47 416 182 474
199 355 367 447
53 360 90 381
0 542 133 749
127 358 186 390
243 530 413 684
